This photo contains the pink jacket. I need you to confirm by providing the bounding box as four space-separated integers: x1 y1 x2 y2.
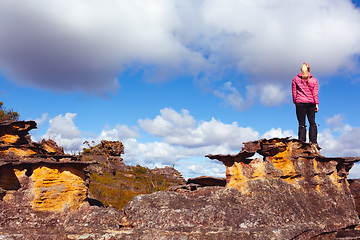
292 73 319 104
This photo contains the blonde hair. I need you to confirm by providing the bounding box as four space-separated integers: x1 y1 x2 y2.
301 62 310 82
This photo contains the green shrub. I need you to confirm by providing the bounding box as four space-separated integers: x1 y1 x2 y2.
134 165 148 174
0 101 19 121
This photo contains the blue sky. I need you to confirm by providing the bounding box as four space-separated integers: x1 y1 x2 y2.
1 0 360 179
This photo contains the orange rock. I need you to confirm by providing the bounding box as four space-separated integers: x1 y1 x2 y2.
31 165 87 212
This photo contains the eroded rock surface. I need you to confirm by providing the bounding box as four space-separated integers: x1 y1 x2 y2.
0 121 124 239
2 120 360 239
120 138 360 239
151 166 187 185
349 179 360 217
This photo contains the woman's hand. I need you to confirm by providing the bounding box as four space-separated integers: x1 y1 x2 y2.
315 104 319 113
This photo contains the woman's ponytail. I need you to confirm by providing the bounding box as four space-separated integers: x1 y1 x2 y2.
301 62 310 82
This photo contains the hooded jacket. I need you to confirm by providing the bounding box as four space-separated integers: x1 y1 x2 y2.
292 73 319 104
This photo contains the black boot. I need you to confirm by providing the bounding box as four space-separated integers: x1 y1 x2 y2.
298 125 306 142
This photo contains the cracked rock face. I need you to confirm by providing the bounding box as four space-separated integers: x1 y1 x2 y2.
119 138 360 239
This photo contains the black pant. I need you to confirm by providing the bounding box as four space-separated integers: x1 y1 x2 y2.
296 103 317 143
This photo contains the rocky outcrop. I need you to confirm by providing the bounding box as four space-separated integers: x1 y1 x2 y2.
120 138 360 239
82 140 126 176
40 139 64 155
2 119 360 239
0 121 124 239
0 120 38 158
1 120 189 239
151 166 186 185
0 120 66 158
0 120 92 212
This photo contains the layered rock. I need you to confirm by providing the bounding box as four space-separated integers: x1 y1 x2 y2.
2 119 360 239
82 140 126 176
0 120 38 158
151 166 187 185
0 120 65 158
0 121 122 238
0 120 92 212
120 138 360 239
206 138 358 194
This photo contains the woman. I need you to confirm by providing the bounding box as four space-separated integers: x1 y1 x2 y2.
292 62 319 147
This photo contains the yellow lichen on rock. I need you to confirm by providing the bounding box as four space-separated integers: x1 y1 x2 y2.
271 145 297 179
41 143 57 154
250 158 266 180
31 165 87 212
14 168 27 179
227 162 249 193
328 169 342 189
4 147 37 157
227 159 267 193
0 134 19 144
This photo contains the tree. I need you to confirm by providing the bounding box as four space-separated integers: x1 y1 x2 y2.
0 101 19 121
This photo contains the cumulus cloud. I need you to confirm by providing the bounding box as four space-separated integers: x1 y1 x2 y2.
33 113 49 125
38 108 262 178
98 124 140 141
1 1 360 102
319 127 360 157
38 109 360 178
42 113 83 152
214 82 254 111
318 114 360 157
262 128 294 139
139 107 259 149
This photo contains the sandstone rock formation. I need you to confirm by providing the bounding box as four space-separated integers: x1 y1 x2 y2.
2 119 360 239
0 121 124 239
151 166 187 185
120 138 360 239
82 139 126 176
0 120 92 212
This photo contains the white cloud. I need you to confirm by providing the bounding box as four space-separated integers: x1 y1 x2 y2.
349 163 360 179
319 127 360 157
42 113 83 153
262 128 294 139
319 114 360 158
202 0 360 76
325 114 352 132
34 113 49 125
139 107 259 149
138 108 196 137
176 158 226 179
257 84 289 106
98 124 140 141
38 110 360 179
123 139 182 166
1 1 360 102
214 82 254 110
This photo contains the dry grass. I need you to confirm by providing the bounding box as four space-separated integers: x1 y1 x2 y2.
88 166 177 210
